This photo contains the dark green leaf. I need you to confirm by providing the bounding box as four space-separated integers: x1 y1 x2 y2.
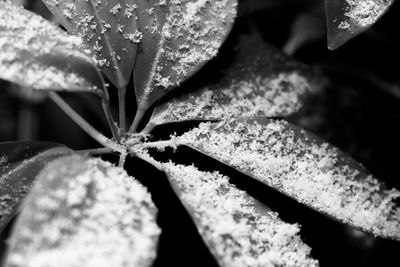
164 163 318 266
0 141 70 232
0 2 105 96
43 0 140 90
325 0 394 50
134 0 238 111
147 34 314 130
176 118 400 240
4 155 160 267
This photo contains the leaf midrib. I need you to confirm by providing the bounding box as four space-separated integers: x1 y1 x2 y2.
88 0 126 89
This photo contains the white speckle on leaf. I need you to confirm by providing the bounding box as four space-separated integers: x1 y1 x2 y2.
176 119 400 240
0 2 103 95
151 72 311 125
149 34 313 126
164 163 318 267
344 0 393 28
135 0 237 108
42 0 140 89
5 156 161 267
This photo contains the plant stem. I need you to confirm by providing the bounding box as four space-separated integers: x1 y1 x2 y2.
138 140 177 150
97 68 120 142
76 147 114 155
141 122 157 135
118 152 127 167
49 92 124 153
102 98 120 142
129 108 146 133
134 152 164 172
118 87 127 134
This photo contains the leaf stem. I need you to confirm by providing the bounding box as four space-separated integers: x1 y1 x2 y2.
129 108 146 133
138 140 177 150
76 147 114 155
49 92 124 153
98 73 120 142
141 122 157 135
118 152 127 167
118 87 127 134
102 98 120 142
134 151 164 172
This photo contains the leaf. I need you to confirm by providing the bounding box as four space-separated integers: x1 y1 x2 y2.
325 0 394 50
0 141 70 232
164 163 319 267
134 0 238 111
147 34 314 129
0 2 105 96
3 155 161 267
43 0 139 90
176 118 400 240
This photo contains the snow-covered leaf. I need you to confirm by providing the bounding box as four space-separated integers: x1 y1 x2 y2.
176 118 400 240
147 34 313 130
4 155 160 267
43 0 139 90
0 2 105 96
325 0 394 50
164 163 319 267
0 141 70 233
134 0 238 111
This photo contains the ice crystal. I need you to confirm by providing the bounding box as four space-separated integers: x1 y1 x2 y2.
5 156 160 267
43 0 140 89
177 119 400 240
0 2 102 95
165 163 319 267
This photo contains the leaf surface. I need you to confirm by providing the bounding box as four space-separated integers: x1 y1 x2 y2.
176 118 400 240
0 141 70 232
134 0 238 111
0 2 105 96
148 34 314 129
43 0 139 89
164 163 318 267
4 155 161 267
325 0 394 50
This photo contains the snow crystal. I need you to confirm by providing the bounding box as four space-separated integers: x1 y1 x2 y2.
177 119 400 240
164 163 318 267
5 156 161 267
0 2 102 94
42 0 140 89
150 72 311 126
344 0 393 28
134 0 237 107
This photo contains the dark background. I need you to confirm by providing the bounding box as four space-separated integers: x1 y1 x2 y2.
1 0 400 266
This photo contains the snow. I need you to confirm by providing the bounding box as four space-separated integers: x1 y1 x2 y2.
5 156 161 267
164 163 318 267
0 2 102 94
344 0 393 27
150 72 311 126
176 119 400 240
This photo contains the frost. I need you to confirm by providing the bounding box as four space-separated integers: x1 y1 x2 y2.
149 34 313 127
134 0 237 109
5 156 160 267
176 119 400 240
0 144 69 232
151 72 311 125
43 0 140 89
344 0 393 27
164 163 318 267
0 2 103 95
325 0 393 49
